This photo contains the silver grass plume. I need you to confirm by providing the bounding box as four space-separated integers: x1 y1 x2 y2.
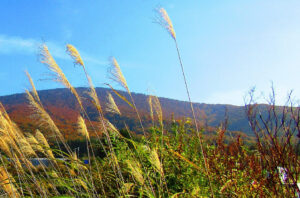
148 96 154 122
26 133 45 155
106 93 121 115
108 57 129 93
26 90 63 140
0 166 20 197
77 116 90 141
34 129 55 159
156 7 215 197
39 44 83 111
25 71 42 105
66 44 85 68
149 95 163 127
156 7 176 40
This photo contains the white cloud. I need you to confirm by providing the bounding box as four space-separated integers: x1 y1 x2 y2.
0 35 38 54
0 34 106 65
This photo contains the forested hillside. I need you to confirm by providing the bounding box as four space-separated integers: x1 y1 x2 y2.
0 87 269 137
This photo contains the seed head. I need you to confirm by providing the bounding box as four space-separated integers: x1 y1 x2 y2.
156 8 176 40
66 44 85 68
0 167 20 197
149 95 163 127
126 160 144 185
35 129 55 159
149 148 163 175
26 133 45 155
77 116 90 141
108 57 129 92
25 71 42 105
106 93 121 115
148 96 154 122
39 44 83 110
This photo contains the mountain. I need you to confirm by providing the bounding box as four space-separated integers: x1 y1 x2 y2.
0 87 255 137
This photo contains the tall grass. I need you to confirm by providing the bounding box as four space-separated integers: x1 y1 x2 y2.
156 7 215 197
0 7 298 198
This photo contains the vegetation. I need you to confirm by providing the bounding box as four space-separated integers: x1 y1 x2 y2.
0 7 299 198
0 87 267 137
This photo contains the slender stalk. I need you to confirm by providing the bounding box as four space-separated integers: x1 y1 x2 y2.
156 8 215 196
174 40 215 197
107 57 156 195
81 66 125 196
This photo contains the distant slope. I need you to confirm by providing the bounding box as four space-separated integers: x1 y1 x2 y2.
0 87 254 136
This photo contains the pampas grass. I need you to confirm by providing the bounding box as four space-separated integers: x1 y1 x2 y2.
17 138 36 158
107 57 157 195
66 44 85 68
126 160 144 185
40 44 84 111
106 93 121 115
67 49 126 196
148 95 163 128
109 57 129 93
97 118 120 137
34 129 55 159
77 116 90 141
149 148 163 175
148 96 154 124
25 71 42 106
26 133 45 155
0 166 20 197
0 139 12 158
26 90 63 141
108 57 147 136
156 8 176 40
0 8 296 197
156 7 215 197
86 75 103 114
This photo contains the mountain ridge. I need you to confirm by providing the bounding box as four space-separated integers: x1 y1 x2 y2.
0 87 256 136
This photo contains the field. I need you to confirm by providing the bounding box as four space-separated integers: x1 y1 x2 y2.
0 7 299 198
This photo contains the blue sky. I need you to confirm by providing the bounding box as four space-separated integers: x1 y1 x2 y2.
0 0 300 105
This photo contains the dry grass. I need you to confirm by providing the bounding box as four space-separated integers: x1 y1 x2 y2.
77 116 90 141
0 7 297 197
66 44 85 68
26 90 63 141
0 166 20 197
34 129 55 159
149 95 163 128
40 44 84 111
126 159 144 185
109 57 129 93
25 71 42 106
106 93 121 115
156 8 176 40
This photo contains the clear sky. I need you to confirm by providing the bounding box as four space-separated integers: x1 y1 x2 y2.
0 0 300 105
